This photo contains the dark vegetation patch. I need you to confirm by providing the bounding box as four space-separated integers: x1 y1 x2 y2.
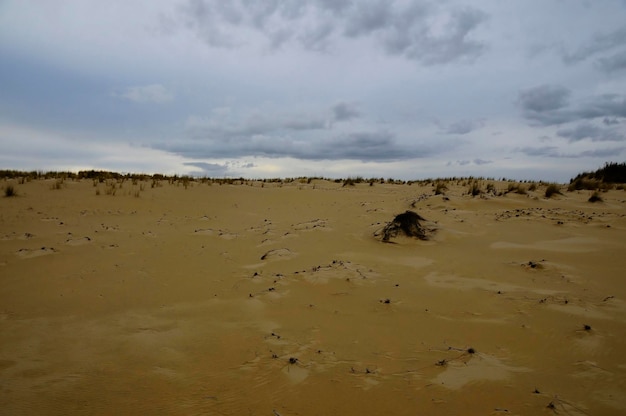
544 183 562 198
568 162 626 191
588 191 603 203
4 185 16 197
376 210 435 242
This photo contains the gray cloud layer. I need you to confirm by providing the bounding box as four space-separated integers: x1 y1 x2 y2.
171 0 488 65
519 85 626 126
562 26 626 65
162 128 434 162
1 1 626 181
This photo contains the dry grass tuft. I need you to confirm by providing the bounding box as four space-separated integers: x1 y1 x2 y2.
545 184 562 198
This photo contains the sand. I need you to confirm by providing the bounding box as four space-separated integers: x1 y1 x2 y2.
1 177 625 415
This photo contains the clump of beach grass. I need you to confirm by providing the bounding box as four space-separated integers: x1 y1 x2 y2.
434 181 448 195
588 191 603 203
4 185 17 197
51 178 64 190
545 184 562 198
468 181 481 197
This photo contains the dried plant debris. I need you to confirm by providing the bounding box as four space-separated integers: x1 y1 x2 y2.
376 210 436 242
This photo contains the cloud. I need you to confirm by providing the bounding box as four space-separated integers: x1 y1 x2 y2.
517 146 560 157
556 123 625 142
518 84 570 113
158 127 434 162
183 161 230 176
596 50 626 72
332 102 360 122
444 119 485 135
516 146 625 159
447 158 492 167
185 101 364 140
172 0 489 64
562 25 626 65
344 0 392 37
518 86 626 126
473 158 492 165
603 117 620 125
115 84 173 103
399 7 488 65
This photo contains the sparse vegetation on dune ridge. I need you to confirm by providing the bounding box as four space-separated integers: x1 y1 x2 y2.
1 163 625 188
568 162 626 191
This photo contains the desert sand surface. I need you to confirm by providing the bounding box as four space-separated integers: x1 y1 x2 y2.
1 177 625 415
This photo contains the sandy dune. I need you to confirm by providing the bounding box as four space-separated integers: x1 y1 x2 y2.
1 178 625 415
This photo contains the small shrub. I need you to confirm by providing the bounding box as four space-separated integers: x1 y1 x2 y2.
51 179 64 190
545 184 562 198
515 185 527 195
485 182 496 194
528 183 537 191
567 178 598 191
506 183 518 193
468 181 481 197
434 182 448 195
343 178 356 187
4 185 17 197
588 191 603 203
105 183 117 196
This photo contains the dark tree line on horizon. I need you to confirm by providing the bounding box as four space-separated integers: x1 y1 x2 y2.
1 163 626 185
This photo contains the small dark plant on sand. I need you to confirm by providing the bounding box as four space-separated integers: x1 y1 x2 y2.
545 184 562 198
51 178 64 190
380 211 430 242
588 191 603 202
468 181 481 197
434 182 448 195
4 185 17 197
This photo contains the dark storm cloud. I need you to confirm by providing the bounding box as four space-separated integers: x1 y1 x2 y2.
174 0 489 64
562 26 626 65
519 85 626 126
556 123 625 142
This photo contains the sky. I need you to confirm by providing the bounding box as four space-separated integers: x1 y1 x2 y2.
1 0 625 182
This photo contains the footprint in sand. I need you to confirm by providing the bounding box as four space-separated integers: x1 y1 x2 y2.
260 248 296 261
16 247 58 258
193 228 238 239
292 219 329 231
65 236 92 246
